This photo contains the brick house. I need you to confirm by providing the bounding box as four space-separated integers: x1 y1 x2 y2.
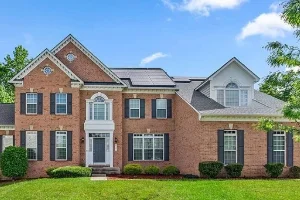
0 34 297 178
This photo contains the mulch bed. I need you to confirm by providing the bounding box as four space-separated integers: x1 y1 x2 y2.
107 174 183 180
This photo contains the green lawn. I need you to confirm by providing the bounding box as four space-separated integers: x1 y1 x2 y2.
0 178 300 200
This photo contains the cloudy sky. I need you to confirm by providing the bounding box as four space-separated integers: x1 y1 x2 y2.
0 0 296 79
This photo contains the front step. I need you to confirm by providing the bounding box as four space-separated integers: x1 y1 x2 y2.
92 174 107 177
90 165 121 175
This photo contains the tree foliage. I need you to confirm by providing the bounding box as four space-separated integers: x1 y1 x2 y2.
258 0 300 140
0 46 32 103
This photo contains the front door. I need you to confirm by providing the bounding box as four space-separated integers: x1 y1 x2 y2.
93 138 105 163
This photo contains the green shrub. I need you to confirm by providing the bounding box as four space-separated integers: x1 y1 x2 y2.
144 165 160 175
199 161 224 178
123 164 143 175
264 163 284 178
0 146 28 179
289 166 300 178
162 165 180 176
51 166 92 178
225 163 243 178
46 167 58 177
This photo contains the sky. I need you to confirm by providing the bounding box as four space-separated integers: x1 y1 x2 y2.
0 0 297 81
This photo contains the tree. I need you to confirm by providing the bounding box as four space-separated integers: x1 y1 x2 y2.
0 46 32 103
257 0 300 141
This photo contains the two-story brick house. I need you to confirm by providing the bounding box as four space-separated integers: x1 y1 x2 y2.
0 35 298 178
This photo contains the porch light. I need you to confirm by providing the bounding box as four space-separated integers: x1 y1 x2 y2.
114 137 118 144
81 137 85 143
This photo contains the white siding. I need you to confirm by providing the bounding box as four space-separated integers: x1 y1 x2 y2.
200 82 210 97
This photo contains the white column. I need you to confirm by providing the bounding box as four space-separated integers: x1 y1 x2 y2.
110 132 114 167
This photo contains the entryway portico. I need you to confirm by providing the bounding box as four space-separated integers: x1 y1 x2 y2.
84 92 114 167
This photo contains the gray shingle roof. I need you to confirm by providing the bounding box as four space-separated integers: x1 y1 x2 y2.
111 68 175 87
174 78 285 116
0 104 15 125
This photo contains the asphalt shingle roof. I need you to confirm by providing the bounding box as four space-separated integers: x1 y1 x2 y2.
0 104 15 125
174 79 285 116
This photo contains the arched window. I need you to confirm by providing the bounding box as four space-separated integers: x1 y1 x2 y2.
216 82 248 107
88 93 111 120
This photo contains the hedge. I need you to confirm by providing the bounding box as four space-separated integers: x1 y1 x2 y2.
123 164 143 175
49 166 92 178
199 161 223 178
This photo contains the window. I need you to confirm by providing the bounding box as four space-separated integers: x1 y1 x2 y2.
2 135 13 151
56 131 67 160
26 93 37 114
156 99 167 118
129 99 140 118
133 134 164 161
216 82 248 107
89 96 110 120
56 93 67 114
273 131 285 164
224 130 237 165
26 131 37 160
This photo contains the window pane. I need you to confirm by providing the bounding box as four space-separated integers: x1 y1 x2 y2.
27 148 37 160
134 138 143 149
129 99 140 109
224 151 236 164
224 136 236 151
27 104 37 114
144 149 153 160
89 102 93 120
56 134 67 148
154 138 163 148
156 99 167 109
225 90 239 107
273 151 285 163
217 90 224 105
155 149 163 160
56 148 67 160
240 90 248 106
26 93 37 103
226 83 238 89
26 132 37 148
56 93 67 104
134 149 143 160
130 109 139 118
94 104 105 120
157 109 167 118
2 135 13 151
106 103 110 120
144 138 153 149
56 104 67 114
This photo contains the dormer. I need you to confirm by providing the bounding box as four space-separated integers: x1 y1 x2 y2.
195 57 260 107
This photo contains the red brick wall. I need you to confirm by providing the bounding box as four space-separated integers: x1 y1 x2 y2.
15 58 81 178
174 94 300 177
122 93 175 170
55 42 114 82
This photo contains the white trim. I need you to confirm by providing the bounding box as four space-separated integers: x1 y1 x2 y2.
55 131 68 161
90 92 108 101
55 93 67 115
195 57 260 91
26 93 37 115
199 115 290 122
224 130 237 164
0 125 15 130
80 85 124 91
26 131 38 161
50 34 126 86
129 99 140 119
9 49 83 85
272 131 286 165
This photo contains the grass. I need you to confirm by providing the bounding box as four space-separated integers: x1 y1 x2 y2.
0 178 300 200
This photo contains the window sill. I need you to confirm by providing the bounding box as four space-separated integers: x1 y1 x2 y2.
54 159 68 162
132 160 165 162
55 113 68 115
155 118 168 120
129 118 141 120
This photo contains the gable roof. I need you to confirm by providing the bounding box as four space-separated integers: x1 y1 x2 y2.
195 57 260 90
9 49 83 85
0 104 15 125
111 68 176 87
51 34 126 87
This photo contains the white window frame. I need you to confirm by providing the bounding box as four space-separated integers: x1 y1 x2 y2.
2 135 14 151
90 102 109 120
156 99 167 119
26 131 37 161
216 84 248 107
55 93 67 115
129 99 140 118
133 134 164 161
273 131 286 165
55 131 67 161
26 93 37 114
224 130 237 165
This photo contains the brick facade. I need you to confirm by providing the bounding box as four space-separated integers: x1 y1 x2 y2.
2 36 298 178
